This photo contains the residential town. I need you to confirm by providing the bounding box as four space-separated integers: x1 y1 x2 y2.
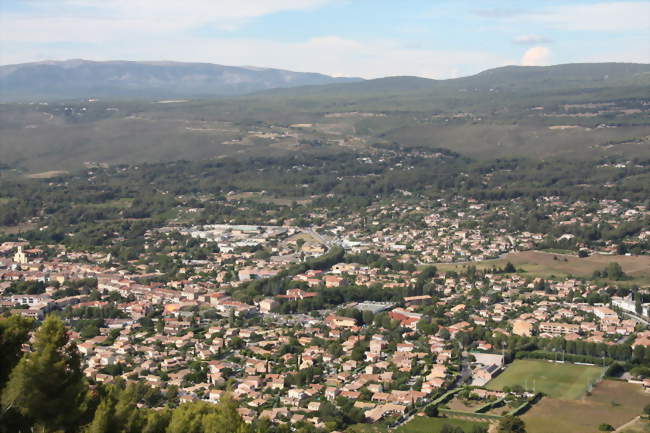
2 193 649 431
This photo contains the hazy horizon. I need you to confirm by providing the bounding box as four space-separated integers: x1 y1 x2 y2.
2 0 649 79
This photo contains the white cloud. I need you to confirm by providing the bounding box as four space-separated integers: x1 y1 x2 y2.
0 34 514 79
479 1 650 32
1 0 336 40
521 46 552 66
0 1 514 78
537 1 650 32
513 35 552 45
3 0 648 77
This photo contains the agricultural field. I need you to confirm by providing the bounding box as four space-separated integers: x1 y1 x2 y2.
435 250 650 286
0 222 37 235
395 416 488 433
25 170 69 179
619 417 650 433
522 380 650 433
486 360 603 400
505 251 650 281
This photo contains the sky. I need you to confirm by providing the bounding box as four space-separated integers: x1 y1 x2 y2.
1 0 649 78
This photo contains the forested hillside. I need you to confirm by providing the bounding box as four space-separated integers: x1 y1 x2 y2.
1 62 648 172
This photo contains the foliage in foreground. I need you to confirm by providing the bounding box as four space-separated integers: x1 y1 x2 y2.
0 315 257 433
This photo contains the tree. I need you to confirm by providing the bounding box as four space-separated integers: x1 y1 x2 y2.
86 397 116 433
498 415 527 433
0 315 33 388
424 405 438 417
440 424 459 433
141 409 171 433
1 315 88 433
87 383 158 433
166 396 249 433
605 262 625 280
635 290 643 315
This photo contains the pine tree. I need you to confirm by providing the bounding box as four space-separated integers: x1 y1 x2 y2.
0 315 33 388
141 409 171 433
635 290 643 315
166 396 249 433
86 398 115 433
1 315 87 433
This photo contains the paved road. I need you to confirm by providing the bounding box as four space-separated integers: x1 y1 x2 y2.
623 311 650 326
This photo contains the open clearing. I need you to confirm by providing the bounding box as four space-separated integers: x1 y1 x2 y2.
0 222 37 235
619 417 650 433
486 360 603 400
395 416 487 433
25 170 69 179
505 250 650 279
522 380 650 433
84 198 134 209
226 191 313 206
435 250 650 285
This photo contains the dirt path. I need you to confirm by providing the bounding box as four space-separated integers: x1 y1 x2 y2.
614 416 640 432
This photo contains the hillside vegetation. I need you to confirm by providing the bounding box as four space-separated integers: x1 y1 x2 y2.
0 62 649 172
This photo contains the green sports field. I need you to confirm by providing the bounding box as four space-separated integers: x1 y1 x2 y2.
486 359 604 400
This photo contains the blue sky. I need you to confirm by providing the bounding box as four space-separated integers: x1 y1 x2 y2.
1 0 648 78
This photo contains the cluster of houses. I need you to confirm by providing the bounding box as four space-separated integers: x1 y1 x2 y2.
1 192 649 428
316 196 649 262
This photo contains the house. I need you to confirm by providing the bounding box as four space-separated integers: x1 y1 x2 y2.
325 315 357 328
539 322 580 336
404 295 432 305
365 404 406 423
369 339 386 354
208 389 225 402
512 319 534 337
324 275 347 288
258 298 278 313
278 288 318 301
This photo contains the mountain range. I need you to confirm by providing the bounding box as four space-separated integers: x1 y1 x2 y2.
1 61 649 172
1 59 649 102
0 59 362 101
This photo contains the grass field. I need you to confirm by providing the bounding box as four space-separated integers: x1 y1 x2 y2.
435 250 650 286
486 360 603 400
522 380 650 433
25 170 69 179
0 222 37 235
395 416 487 433
620 418 650 433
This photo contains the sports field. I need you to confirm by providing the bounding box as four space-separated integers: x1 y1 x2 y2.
486 359 603 400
